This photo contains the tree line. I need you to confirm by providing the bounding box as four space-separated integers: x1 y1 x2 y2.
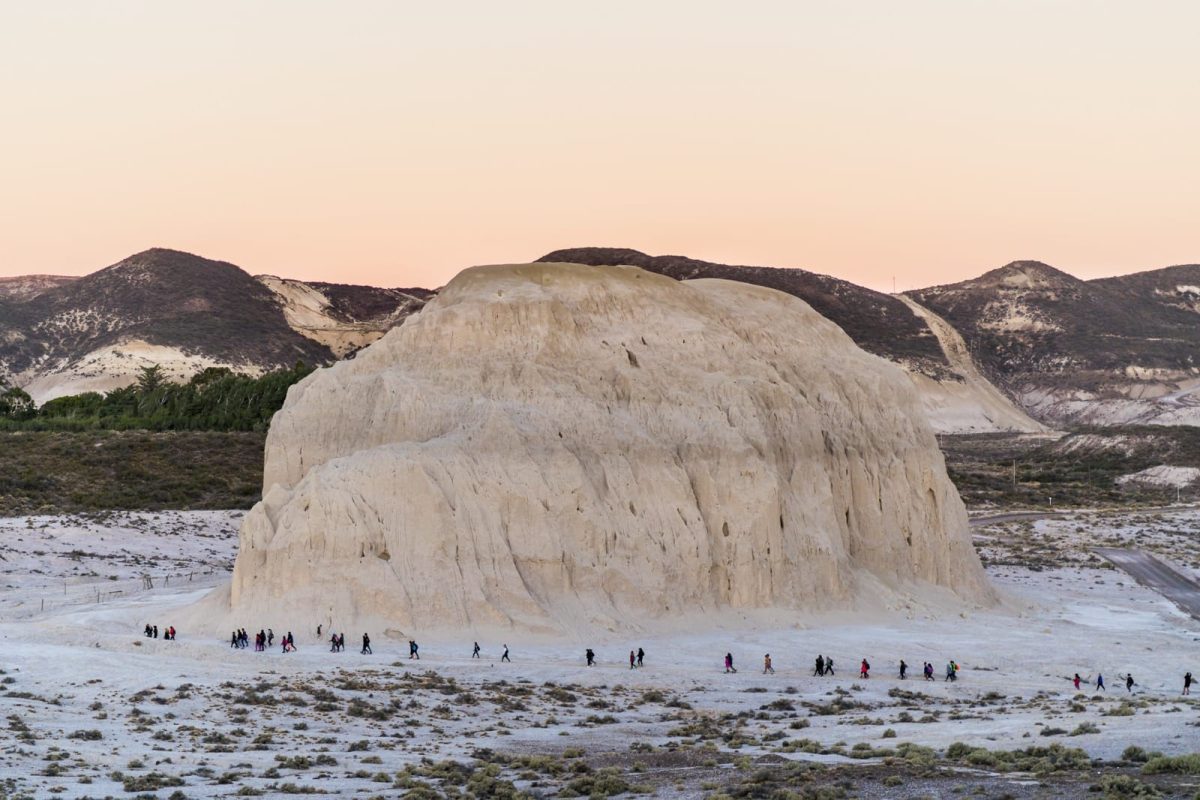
0 362 314 432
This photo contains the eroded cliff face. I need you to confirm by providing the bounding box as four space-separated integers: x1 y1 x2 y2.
229 263 994 634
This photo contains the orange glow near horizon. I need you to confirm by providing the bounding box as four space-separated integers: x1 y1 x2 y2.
1 2 1198 293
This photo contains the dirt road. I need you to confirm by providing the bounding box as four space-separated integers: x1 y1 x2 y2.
1094 547 1200 623
970 511 1067 527
970 505 1198 528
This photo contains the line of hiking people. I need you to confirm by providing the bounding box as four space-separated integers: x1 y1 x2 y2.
179 626 1200 697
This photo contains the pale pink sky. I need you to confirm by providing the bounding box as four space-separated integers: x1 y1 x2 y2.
1 2 1197 292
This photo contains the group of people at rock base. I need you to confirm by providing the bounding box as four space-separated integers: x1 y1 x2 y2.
143 624 175 640
745 652 1189 696
1069 671 1194 695
812 655 836 675
227 623 372 657
229 628 298 652
470 641 510 661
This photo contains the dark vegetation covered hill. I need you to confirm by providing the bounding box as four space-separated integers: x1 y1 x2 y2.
0 249 333 380
539 247 951 376
912 260 1200 391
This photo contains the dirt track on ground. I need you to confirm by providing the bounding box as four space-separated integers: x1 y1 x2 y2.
1094 547 1200 622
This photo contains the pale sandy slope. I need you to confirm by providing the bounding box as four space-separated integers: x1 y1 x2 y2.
16 340 264 404
896 294 1050 434
255 274 413 357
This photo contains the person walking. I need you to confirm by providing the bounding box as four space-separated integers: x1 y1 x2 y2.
267 629 274 647
763 654 775 674
585 648 595 667
813 655 825 677
945 661 956 682
501 644 510 662
1095 673 1106 691
1126 674 1136 693
637 647 645 668
409 640 420 659
899 659 908 680
472 642 481 659
1184 672 1193 696
860 658 870 679
330 633 339 652
1072 673 1082 690
923 662 934 681
724 653 737 673
825 657 835 676
629 650 636 670
361 633 372 655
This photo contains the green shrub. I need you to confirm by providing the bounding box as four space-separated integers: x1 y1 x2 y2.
1142 754 1200 775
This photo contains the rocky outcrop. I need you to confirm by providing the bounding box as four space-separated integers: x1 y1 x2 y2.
228 263 994 635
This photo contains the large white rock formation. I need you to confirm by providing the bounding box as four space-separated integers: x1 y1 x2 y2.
228 263 994 634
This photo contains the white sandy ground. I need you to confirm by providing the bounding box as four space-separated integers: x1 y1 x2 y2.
255 275 389 358
0 511 1197 798
1118 466 1200 491
973 508 1200 582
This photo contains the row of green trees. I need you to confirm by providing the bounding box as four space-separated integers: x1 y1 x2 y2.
0 362 315 431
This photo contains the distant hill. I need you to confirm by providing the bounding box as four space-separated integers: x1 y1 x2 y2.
0 275 78 302
0 249 428 403
9 244 1200 432
911 260 1200 426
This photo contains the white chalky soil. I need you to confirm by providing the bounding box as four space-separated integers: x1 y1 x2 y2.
0 510 1196 799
